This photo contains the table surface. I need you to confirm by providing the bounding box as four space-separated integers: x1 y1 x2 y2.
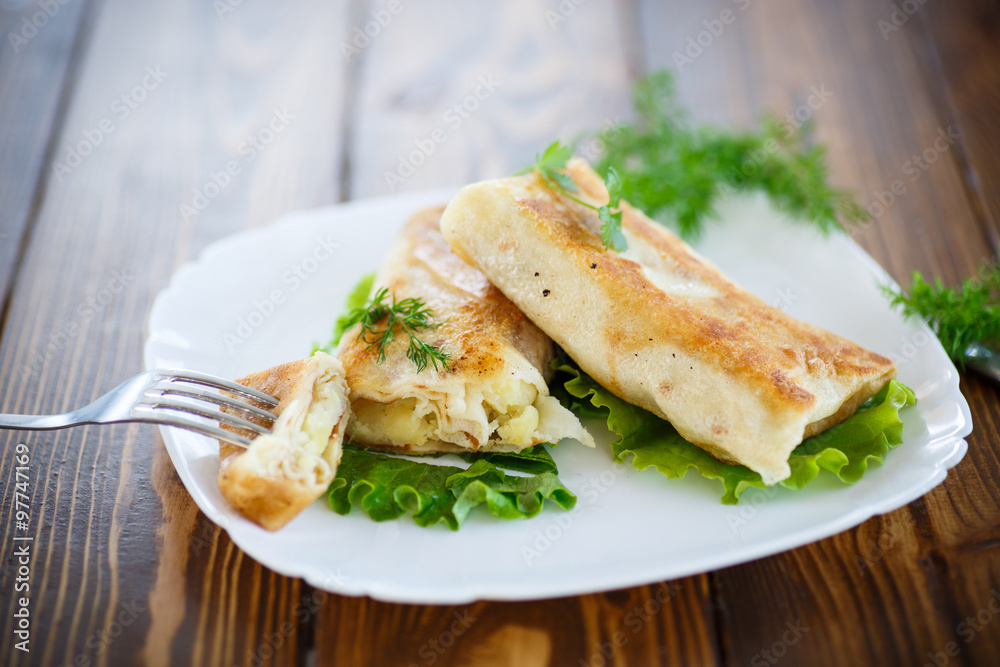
1 0 998 665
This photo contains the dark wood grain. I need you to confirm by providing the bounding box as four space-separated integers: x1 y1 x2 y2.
0 0 90 315
636 0 1000 665
0 0 351 664
0 0 998 665
918 0 1000 253
319 579 718 667
316 4 724 666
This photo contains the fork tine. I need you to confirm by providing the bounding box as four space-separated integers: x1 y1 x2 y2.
146 396 271 436
138 408 254 447
156 369 279 407
153 384 277 424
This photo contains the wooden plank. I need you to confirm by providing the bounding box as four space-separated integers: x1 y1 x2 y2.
344 0 634 198
0 0 351 664
635 0 1000 665
316 2 720 665
923 375 1000 550
935 546 1000 666
319 579 717 667
0 0 89 315
637 0 992 284
711 507 958 666
917 0 1000 252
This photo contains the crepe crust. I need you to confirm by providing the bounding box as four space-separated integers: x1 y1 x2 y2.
440 159 896 484
217 353 349 530
337 207 593 453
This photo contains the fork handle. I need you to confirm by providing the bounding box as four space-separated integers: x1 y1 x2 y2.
0 412 83 431
965 342 1000 383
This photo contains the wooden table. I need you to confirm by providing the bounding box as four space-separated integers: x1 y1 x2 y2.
1 0 998 665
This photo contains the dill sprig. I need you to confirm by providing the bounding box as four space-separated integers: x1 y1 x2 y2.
340 287 451 373
515 141 626 252
882 263 1000 363
591 71 869 241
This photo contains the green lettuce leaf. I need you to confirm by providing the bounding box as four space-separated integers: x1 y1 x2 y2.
454 444 559 474
312 272 375 355
552 357 916 504
327 446 576 529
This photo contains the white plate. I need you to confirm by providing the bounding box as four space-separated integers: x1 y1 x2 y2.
145 189 972 604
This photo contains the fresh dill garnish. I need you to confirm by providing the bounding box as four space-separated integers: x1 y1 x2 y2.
590 71 869 241
882 262 1000 363
339 286 451 372
515 141 627 252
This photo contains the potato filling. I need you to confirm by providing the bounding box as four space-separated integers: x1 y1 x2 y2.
253 375 343 482
348 379 542 450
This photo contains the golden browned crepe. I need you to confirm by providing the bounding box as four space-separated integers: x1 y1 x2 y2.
337 207 593 454
439 159 896 484
218 352 349 530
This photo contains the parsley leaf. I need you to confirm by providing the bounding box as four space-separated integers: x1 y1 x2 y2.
516 142 628 251
537 141 576 185
598 167 626 251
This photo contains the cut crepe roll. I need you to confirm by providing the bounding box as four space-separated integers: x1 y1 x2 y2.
217 352 349 531
337 206 594 454
439 159 896 485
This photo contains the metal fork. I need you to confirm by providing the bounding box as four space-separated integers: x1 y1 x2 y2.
965 342 1000 384
0 369 278 447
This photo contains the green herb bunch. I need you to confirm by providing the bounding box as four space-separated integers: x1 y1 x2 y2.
883 262 1000 363
591 71 869 240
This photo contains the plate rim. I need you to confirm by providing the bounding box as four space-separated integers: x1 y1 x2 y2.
144 189 974 604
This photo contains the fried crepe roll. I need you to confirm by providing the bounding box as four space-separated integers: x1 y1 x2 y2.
218 352 349 530
439 159 896 484
337 207 593 454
